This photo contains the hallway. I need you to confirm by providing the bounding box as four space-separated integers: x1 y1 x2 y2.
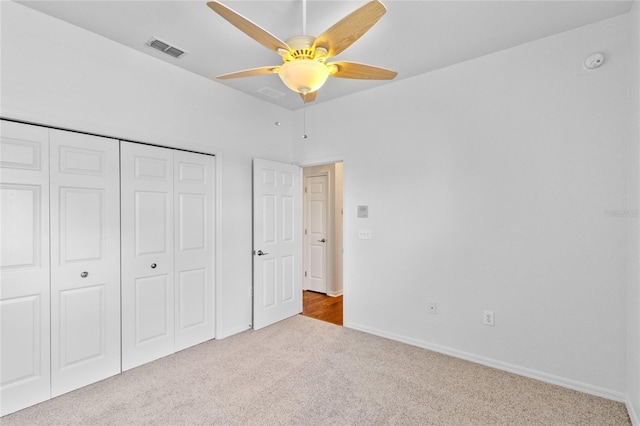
301 291 343 326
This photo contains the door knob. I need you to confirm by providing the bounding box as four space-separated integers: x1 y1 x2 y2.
318 238 326 243
80 271 89 278
151 263 157 269
256 250 269 256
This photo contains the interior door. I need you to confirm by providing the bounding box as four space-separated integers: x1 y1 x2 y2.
0 121 51 416
305 174 328 293
253 158 302 330
121 141 175 371
174 151 215 351
49 129 121 397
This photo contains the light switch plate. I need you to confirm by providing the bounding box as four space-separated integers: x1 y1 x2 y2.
358 229 372 239
357 205 368 218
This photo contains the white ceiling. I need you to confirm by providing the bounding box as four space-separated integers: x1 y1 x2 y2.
19 0 633 110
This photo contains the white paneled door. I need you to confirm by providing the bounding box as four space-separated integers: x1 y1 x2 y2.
174 151 215 351
121 142 175 371
1 122 215 413
49 130 121 397
305 174 328 294
253 159 302 330
121 142 214 370
0 122 51 416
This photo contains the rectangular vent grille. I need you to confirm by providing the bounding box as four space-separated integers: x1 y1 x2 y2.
258 87 286 99
146 37 187 59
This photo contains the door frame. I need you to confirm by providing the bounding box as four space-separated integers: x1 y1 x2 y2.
298 157 347 318
214 153 224 339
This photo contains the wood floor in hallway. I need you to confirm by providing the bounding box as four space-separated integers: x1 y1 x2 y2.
301 290 343 326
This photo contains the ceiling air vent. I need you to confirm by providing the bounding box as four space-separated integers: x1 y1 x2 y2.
258 87 286 99
145 37 187 59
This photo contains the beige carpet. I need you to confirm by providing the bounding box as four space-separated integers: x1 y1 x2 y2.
2 315 630 425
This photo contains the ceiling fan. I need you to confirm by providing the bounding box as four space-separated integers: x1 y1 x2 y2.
207 0 397 103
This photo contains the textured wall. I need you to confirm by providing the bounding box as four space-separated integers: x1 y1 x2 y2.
294 14 633 398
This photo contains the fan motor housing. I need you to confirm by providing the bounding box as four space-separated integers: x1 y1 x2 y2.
283 35 326 61
285 35 314 50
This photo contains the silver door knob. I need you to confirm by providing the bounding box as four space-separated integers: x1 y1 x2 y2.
256 250 269 256
318 239 326 243
80 271 89 278
151 263 157 269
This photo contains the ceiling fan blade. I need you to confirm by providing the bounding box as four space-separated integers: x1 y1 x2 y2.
207 1 289 53
328 62 397 80
313 0 386 58
217 66 280 80
299 91 318 103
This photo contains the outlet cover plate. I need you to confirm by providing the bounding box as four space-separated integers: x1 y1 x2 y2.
483 310 495 326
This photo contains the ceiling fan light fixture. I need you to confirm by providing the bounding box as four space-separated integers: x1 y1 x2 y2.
208 0 396 103
278 59 329 94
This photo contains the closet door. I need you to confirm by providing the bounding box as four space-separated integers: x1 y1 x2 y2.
49 130 121 397
174 151 215 351
121 142 175 371
0 122 51 416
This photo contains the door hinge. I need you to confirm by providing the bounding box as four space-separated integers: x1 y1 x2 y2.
305 271 307 277
305 229 307 235
305 186 307 193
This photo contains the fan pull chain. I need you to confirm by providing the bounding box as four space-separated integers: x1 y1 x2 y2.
302 103 308 139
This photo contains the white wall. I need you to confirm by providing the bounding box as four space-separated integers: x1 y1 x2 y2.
0 1 294 338
294 14 633 398
627 1 640 422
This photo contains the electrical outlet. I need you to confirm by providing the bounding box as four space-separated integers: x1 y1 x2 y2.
483 310 495 326
428 303 437 314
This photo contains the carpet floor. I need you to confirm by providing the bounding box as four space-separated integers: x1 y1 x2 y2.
2 315 631 425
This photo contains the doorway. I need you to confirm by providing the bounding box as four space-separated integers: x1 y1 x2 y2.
301 162 343 326
302 290 343 325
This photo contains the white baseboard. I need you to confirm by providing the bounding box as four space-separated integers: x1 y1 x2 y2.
628 398 640 425
345 321 627 403
303 288 343 297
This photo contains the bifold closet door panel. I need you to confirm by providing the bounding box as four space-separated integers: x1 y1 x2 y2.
0 121 51 416
174 151 215 351
121 141 175 371
49 129 121 397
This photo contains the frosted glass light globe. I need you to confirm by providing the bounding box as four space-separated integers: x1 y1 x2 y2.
279 59 329 94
